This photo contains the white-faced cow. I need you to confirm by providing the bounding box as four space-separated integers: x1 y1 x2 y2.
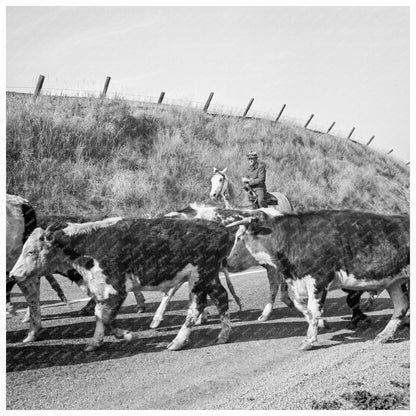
165 203 295 319
10 218 232 352
6 194 70 320
37 214 147 318
227 210 409 350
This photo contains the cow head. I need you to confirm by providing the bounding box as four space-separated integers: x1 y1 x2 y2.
9 225 68 282
226 218 274 270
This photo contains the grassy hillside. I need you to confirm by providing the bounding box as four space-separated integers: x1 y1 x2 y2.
6 92 409 218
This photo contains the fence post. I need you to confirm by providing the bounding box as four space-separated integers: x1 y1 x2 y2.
275 104 286 123
386 149 393 155
33 75 45 100
366 135 375 146
157 91 165 105
347 127 355 139
101 76 111 97
304 114 314 128
242 98 254 118
203 92 214 112
327 122 336 133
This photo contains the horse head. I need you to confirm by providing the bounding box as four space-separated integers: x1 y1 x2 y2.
210 167 229 202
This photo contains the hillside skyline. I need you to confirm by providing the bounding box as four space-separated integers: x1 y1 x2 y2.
6 6 410 161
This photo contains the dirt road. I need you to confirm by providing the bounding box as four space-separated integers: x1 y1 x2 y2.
6 270 410 410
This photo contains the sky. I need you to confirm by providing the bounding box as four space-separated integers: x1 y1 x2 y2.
6 5 410 161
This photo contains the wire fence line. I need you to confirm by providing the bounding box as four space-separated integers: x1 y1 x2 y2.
6 74 410 166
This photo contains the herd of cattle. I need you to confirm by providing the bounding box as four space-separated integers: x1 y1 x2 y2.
6 193 410 353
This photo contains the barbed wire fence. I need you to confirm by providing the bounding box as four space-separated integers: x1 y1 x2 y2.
6 75 410 166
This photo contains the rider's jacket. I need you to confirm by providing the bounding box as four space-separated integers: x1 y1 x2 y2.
246 161 267 190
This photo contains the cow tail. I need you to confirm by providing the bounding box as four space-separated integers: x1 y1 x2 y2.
222 266 242 311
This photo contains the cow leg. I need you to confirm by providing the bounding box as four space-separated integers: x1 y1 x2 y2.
195 308 209 326
278 279 294 309
16 277 41 343
344 290 369 330
208 282 232 345
6 277 17 315
258 267 280 321
291 283 328 330
132 288 146 313
300 278 327 351
21 307 31 323
85 293 128 352
150 283 182 329
45 274 68 304
78 298 96 316
167 289 207 351
374 280 409 343
20 276 69 323
85 303 106 352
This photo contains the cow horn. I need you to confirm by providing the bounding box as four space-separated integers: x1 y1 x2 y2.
226 218 254 228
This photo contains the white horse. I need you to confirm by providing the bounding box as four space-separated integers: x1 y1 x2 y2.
210 167 293 213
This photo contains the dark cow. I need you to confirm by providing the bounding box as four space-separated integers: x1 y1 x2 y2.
165 203 295 320
227 210 409 350
6 194 71 321
10 218 232 352
167 204 375 330
37 214 146 317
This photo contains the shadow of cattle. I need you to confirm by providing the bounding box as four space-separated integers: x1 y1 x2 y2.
7 306 406 373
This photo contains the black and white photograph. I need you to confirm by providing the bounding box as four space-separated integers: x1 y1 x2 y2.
4 1 413 411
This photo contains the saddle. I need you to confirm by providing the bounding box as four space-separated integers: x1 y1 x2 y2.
265 192 278 206
246 188 278 207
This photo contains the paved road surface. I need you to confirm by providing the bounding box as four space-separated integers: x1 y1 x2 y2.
6 269 409 410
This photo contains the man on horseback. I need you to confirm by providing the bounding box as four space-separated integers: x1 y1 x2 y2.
242 151 268 208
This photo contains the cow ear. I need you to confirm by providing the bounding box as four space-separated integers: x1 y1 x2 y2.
44 225 66 245
213 167 219 173
44 228 56 244
221 167 228 174
247 217 260 233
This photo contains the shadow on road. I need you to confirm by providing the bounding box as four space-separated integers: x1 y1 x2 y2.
7 296 407 373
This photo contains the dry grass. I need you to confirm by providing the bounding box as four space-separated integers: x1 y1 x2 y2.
6 92 409 218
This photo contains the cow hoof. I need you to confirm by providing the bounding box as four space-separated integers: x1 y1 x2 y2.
22 332 38 343
318 319 330 329
123 331 134 342
150 319 163 329
167 338 188 351
214 335 230 345
374 334 392 344
346 321 357 330
235 298 243 311
195 314 208 326
257 314 270 322
84 343 102 352
363 317 372 325
299 340 315 351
